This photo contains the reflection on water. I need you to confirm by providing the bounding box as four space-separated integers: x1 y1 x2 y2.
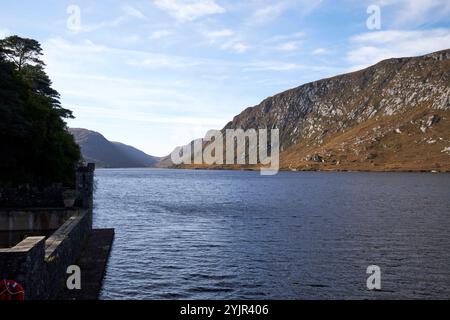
93 169 450 300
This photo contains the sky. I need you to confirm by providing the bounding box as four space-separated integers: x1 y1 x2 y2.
1 0 450 156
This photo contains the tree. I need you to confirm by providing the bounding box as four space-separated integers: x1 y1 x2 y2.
0 35 81 187
21 64 74 119
0 36 44 72
0 35 74 119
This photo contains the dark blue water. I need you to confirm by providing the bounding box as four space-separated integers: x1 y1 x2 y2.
93 169 450 300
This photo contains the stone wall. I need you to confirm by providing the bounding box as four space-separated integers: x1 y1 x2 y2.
0 184 66 208
75 163 95 209
0 209 92 300
45 210 92 299
0 209 79 232
0 163 96 300
0 237 47 300
0 163 95 208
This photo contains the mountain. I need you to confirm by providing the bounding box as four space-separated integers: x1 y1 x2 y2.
161 49 450 172
69 128 160 168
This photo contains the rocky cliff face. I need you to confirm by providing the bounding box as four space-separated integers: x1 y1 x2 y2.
168 49 450 172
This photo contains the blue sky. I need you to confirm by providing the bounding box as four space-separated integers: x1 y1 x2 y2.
1 0 450 156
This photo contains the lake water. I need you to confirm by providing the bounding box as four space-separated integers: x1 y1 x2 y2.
94 169 450 300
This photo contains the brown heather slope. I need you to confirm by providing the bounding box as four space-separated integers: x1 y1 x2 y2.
281 106 450 172
161 49 450 172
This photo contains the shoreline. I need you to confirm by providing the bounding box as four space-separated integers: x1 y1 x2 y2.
94 166 450 174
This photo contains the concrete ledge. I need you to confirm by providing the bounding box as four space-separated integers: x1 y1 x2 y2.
45 212 86 259
0 236 45 253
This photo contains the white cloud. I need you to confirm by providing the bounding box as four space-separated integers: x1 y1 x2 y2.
277 41 300 52
247 2 289 25
244 61 339 73
126 56 202 69
42 37 239 155
347 28 450 70
121 5 146 19
260 32 304 53
153 0 225 22
43 37 212 78
0 28 10 39
231 43 249 53
246 0 322 26
46 38 109 56
220 39 249 53
375 0 450 26
202 29 250 53
69 6 145 34
70 105 227 127
267 32 305 43
120 34 142 44
204 29 234 40
312 48 330 55
150 30 172 40
244 61 302 72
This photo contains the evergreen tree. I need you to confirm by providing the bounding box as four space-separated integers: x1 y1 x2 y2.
0 35 81 187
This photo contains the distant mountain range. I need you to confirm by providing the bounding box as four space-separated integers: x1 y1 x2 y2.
163 49 450 172
71 49 450 172
69 128 160 168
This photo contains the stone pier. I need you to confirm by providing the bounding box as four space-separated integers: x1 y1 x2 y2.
0 163 114 300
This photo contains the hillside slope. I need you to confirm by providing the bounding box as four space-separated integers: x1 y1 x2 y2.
162 49 450 172
69 128 159 168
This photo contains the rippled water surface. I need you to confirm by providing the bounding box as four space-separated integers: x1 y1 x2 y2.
94 169 450 299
